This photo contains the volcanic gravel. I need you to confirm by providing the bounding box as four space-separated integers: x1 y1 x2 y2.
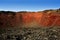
0 27 60 40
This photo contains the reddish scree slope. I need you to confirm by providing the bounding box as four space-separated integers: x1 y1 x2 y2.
0 11 60 28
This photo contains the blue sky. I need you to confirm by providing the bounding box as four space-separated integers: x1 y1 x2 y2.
0 0 60 11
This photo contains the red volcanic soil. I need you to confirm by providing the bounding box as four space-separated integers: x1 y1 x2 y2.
0 10 60 28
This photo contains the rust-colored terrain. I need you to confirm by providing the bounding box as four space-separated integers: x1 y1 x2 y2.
0 9 60 40
0 9 60 28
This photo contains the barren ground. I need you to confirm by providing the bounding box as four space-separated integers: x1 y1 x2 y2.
0 26 60 40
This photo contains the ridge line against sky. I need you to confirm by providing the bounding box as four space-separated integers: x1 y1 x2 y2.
0 0 60 11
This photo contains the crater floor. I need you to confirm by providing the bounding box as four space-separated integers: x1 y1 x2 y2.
0 26 60 40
